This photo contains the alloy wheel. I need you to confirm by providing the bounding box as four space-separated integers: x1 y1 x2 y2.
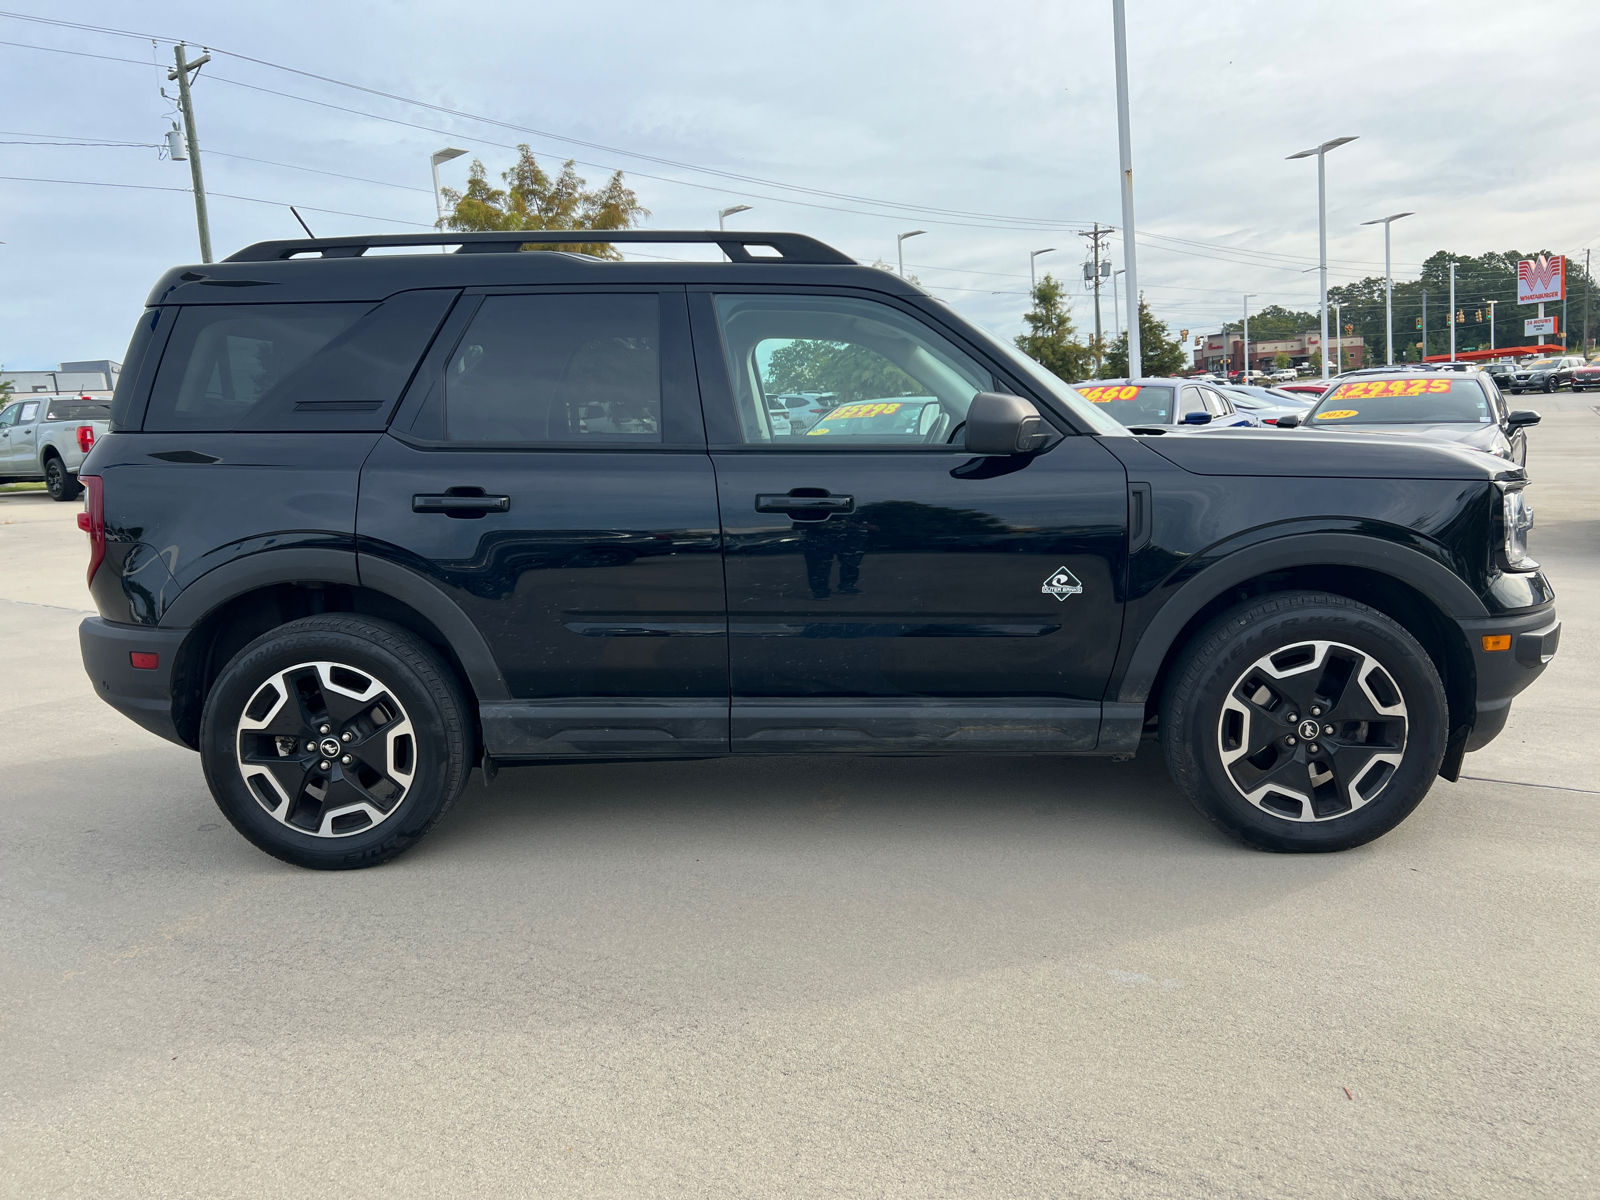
1216 640 1407 823
235 660 416 838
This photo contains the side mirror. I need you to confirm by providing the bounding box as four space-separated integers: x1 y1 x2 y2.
1506 409 1541 429
1274 413 1301 428
965 392 1052 456
1180 411 1212 425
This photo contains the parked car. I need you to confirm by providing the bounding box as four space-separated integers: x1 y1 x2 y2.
0 392 112 499
76 228 1558 867
1074 378 1260 433
1279 371 1541 466
1275 381 1331 400
1268 369 1298 382
1567 361 1600 392
1481 362 1518 388
1508 356 1584 393
1218 385 1311 426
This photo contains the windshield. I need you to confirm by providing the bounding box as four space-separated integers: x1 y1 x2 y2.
1308 377 1490 426
1524 359 1558 370
972 330 1129 436
1075 383 1175 426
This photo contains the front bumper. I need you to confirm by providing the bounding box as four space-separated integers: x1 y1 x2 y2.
79 617 192 749
1457 602 1560 753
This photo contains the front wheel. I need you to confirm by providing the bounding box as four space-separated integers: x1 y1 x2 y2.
200 616 471 869
44 457 81 501
1161 592 1446 852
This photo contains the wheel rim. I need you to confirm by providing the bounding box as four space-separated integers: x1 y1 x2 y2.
1216 640 1408 823
46 461 62 494
236 660 416 838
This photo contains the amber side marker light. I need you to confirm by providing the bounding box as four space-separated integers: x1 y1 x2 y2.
1481 635 1512 652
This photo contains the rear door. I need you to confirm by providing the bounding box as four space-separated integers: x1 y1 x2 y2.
358 286 728 760
691 287 1128 754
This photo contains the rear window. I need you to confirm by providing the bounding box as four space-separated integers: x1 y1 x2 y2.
1076 383 1174 426
1310 377 1490 425
45 400 110 422
143 293 455 432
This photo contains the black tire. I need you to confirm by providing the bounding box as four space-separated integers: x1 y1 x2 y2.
1543 376 1557 393
44 456 81 501
199 616 471 869
1161 591 1446 853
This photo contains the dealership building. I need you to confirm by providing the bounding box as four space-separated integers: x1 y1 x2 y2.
1193 330 1364 375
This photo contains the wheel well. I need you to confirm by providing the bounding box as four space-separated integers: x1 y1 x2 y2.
1144 565 1474 744
169 581 482 756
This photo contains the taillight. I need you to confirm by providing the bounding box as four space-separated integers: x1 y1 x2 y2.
76 424 95 453
1262 417 1279 425
79 475 105 586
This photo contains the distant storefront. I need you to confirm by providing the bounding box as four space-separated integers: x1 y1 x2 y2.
1193 332 1363 374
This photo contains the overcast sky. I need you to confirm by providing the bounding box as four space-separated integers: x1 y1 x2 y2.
3 0 1597 369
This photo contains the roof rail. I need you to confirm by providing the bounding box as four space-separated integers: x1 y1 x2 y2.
225 229 856 265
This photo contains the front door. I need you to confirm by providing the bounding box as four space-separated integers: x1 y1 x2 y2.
692 288 1128 753
358 287 728 759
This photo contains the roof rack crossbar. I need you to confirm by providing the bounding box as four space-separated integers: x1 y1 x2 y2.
225 229 855 265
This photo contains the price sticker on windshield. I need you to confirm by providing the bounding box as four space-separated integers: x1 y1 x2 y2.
1327 378 1450 401
824 401 904 419
1078 385 1142 402
1315 409 1360 420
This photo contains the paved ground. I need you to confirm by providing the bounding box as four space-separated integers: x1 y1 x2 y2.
1 416 1595 1199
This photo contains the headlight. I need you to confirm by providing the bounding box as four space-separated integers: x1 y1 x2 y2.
1499 483 1536 570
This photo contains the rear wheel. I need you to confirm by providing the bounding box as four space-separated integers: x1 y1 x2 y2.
1161 592 1446 852
200 616 471 869
44 457 80 501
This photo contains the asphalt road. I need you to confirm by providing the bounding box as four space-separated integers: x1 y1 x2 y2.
2 413 1596 1199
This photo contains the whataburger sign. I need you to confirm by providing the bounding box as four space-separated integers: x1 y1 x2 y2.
1517 255 1565 305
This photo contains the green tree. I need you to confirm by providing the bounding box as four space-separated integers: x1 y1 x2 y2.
1308 349 1323 372
763 340 918 404
441 144 647 259
1273 351 1292 369
1223 304 1319 340
1013 275 1092 383
1100 296 1187 377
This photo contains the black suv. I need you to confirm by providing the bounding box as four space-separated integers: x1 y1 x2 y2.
78 231 1559 868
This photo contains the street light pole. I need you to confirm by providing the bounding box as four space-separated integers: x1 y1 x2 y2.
717 204 752 230
1288 136 1358 380
1449 262 1457 361
897 230 926 279
1243 293 1256 382
1334 300 1343 371
1113 268 1126 339
1112 0 1142 378
1029 247 1057 294
1485 299 1498 352
1360 211 1413 365
430 148 468 226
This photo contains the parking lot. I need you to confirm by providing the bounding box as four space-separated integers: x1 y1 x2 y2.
1 410 1596 1198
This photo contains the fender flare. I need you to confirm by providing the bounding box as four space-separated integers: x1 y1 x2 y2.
356 556 510 703
1113 531 1486 707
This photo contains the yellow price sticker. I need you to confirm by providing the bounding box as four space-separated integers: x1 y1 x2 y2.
1327 378 1449 401
826 401 903 419
1316 409 1360 420
1078 385 1142 403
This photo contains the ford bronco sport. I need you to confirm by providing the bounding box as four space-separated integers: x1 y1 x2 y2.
77 230 1559 868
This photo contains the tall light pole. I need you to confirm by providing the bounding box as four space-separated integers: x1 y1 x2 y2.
1113 268 1126 339
1360 211 1413 365
718 204 752 230
1287 136 1358 379
1334 300 1343 371
1029 247 1057 294
1243 293 1257 381
430 148 467 227
1485 299 1498 352
1449 261 1457 361
897 230 926 279
1112 0 1142 378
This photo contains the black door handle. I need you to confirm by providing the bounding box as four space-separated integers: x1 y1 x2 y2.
755 491 854 515
413 493 510 513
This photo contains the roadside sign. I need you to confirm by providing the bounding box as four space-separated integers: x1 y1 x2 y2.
1525 315 1558 337
1517 255 1565 305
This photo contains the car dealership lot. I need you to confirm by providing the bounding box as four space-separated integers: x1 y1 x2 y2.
1 412 1596 1198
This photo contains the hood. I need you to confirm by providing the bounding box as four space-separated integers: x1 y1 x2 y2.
1143 426 1520 480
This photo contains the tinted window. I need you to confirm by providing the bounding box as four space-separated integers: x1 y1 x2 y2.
1310 377 1491 425
46 400 110 422
443 294 661 444
712 294 993 447
146 304 368 431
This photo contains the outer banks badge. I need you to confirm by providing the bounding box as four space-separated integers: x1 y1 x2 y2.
1042 566 1083 601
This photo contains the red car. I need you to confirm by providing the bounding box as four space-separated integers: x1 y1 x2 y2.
1571 361 1600 392
1274 381 1330 400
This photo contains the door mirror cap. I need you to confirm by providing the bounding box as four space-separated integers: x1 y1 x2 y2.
1180 410 1213 425
1274 413 1301 428
964 392 1053 456
1506 409 1542 429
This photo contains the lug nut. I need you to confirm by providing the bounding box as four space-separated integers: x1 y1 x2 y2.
341 732 352 742
1308 743 1320 754
319 760 330 770
319 724 331 735
341 755 352 765
1285 735 1297 746
1310 706 1322 717
1324 724 1334 735
1286 712 1298 723
305 742 316 752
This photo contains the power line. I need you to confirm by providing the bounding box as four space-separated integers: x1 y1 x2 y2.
0 174 429 226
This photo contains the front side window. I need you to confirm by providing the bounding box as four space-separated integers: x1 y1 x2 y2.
444 294 661 443
0 403 20 428
712 294 993 447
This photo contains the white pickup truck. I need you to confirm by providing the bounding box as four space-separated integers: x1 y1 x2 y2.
0 391 112 500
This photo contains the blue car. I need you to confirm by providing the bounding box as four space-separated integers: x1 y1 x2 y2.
1072 377 1262 433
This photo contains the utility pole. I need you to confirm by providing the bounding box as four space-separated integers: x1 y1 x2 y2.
1079 223 1112 367
169 43 213 264
1243 293 1256 382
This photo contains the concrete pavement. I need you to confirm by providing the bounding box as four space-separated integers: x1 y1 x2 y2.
1 416 1595 1199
